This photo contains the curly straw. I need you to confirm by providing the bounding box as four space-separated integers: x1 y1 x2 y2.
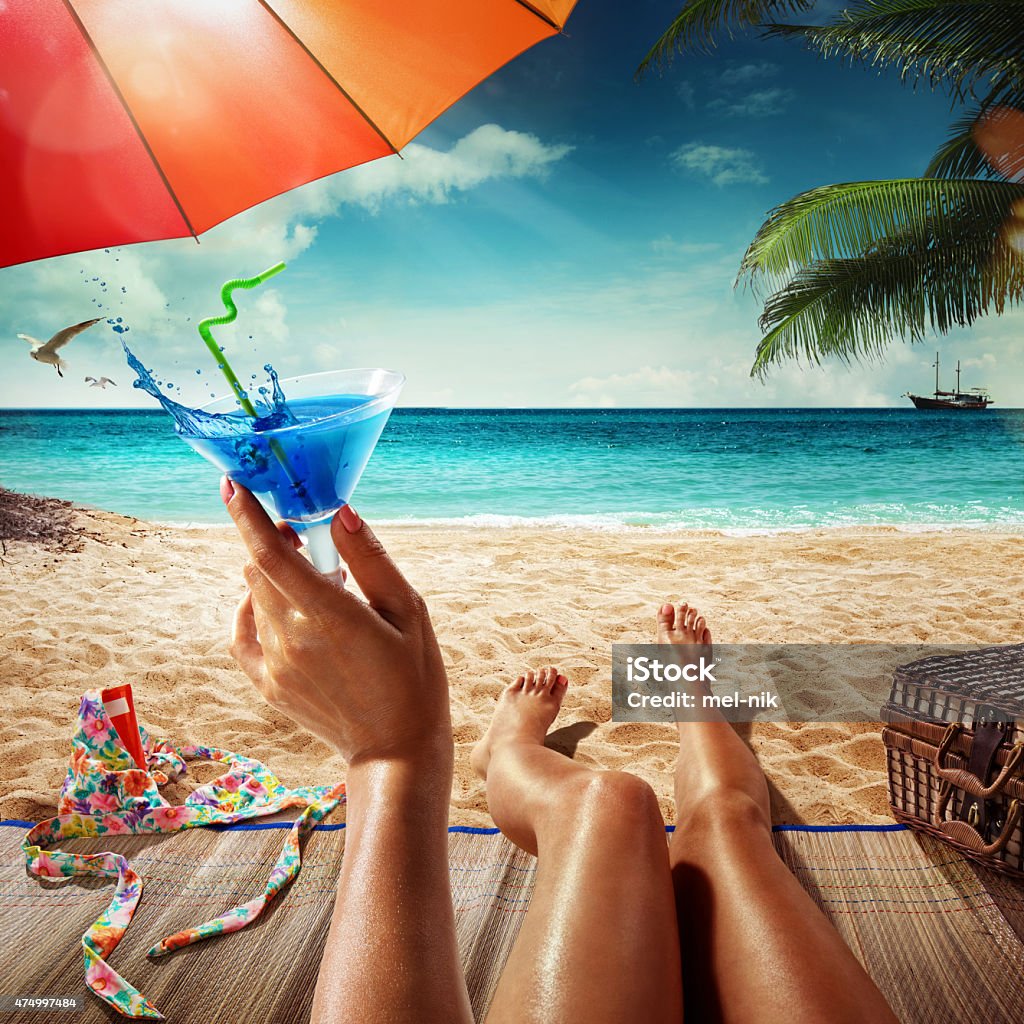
197 262 286 417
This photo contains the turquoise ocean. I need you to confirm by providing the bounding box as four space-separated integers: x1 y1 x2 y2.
1 408 1023 531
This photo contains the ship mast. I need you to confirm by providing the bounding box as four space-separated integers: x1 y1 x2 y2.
956 360 961 397
933 352 940 398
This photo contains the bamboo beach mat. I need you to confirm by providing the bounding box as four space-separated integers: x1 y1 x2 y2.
1 821 1023 1023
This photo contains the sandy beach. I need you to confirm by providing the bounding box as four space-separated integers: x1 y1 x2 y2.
1 502 1021 828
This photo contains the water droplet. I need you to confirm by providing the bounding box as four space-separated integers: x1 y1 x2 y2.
116 317 123 323
104 249 110 253
196 369 202 375
121 287 126 293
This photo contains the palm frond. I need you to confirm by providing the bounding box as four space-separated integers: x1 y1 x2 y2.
637 0 811 74
767 0 1024 100
925 107 1002 178
738 177 1024 292
750 209 1024 376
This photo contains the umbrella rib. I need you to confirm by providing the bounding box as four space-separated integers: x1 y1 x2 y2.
513 1 562 31
256 0 400 156
59 0 198 240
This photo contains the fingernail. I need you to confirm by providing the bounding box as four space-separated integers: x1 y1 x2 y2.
338 504 361 534
220 476 235 505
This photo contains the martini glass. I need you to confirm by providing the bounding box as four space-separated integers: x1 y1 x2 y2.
178 368 404 579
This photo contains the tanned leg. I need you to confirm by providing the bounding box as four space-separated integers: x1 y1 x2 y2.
661 603 898 1024
472 667 683 1024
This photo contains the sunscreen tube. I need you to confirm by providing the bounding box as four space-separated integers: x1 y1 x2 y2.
101 684 147 769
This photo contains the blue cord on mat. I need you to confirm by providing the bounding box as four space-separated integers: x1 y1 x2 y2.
1 820 906 834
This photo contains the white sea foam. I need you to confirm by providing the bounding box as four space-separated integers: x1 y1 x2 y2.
151 512 1024 534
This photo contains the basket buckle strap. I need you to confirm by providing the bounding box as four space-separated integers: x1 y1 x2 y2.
934 787 1022 856
933 721 1023 841
963 719 1008 837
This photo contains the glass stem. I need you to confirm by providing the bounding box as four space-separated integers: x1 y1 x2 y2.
304 521 342 582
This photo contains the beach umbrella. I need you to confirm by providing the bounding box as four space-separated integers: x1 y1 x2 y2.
0 0 577 269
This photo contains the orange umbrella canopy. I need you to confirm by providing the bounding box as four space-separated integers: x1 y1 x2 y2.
0 0 577 269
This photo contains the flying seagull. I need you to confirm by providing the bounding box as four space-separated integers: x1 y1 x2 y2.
85 376 117 389
18 317 103 377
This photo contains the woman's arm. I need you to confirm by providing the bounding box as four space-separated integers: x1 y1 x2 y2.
223 480 472 1024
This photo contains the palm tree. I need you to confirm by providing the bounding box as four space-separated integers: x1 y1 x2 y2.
640 0 1024 377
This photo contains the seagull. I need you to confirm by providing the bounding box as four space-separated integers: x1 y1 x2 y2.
18 317 103 377
85 376 117 389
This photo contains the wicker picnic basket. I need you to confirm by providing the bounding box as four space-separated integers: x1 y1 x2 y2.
881 645 1024 878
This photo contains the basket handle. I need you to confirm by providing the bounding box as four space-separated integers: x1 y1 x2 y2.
934 723 1024 799
934 785 1021 855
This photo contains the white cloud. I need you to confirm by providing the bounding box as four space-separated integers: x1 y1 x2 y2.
671 143 769 186
303 124 572 214
719 62 780 85
960 352 997 371
569 365 708 407
708 88 795 118
676 81 697 110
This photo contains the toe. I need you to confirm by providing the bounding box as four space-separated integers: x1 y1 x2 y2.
553 673 569 695
701 626 712 645
545 666 560 693
658 603 675 629
694 615 705 637
685 606 699 633
524 670 537 692
674 604 688 633
511 674 526 691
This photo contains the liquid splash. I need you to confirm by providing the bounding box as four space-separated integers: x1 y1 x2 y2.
122 341 319 517
121 342 297 438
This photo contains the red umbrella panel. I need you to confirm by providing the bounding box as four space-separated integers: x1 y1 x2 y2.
0 0 578 268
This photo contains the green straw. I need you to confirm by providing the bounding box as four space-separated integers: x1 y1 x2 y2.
197 262 286 416
196 261 317 517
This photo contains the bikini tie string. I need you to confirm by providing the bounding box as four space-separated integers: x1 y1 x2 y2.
22 690 345 1020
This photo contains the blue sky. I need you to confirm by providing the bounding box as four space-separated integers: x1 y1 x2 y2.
2 0 1020 409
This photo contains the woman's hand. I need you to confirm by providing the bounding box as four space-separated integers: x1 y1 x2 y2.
222 479 451 768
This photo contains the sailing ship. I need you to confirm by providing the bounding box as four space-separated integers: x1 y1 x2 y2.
904 353 993 410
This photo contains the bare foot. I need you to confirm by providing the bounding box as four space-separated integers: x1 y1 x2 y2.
471 667 568 781
657 604 714 726
657 602 712 647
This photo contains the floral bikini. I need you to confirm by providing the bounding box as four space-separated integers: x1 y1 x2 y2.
22 689 345 1020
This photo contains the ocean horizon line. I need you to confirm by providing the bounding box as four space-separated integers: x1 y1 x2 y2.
3 405 1024 413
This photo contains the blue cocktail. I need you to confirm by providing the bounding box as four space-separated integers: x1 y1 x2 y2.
178 368 404 576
